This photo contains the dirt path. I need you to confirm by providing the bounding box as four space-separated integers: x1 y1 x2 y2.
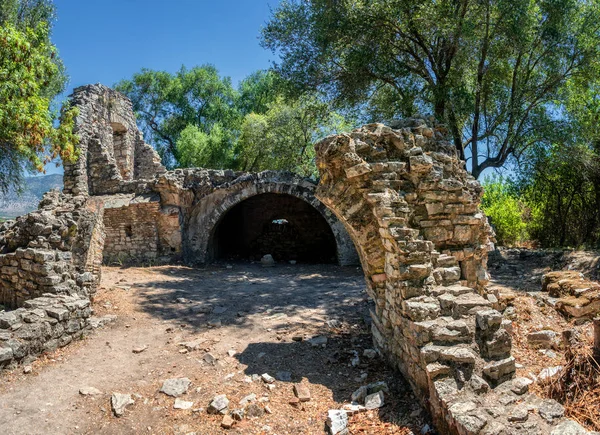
0 263 426 435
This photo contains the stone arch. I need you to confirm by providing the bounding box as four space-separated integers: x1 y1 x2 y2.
183 171 359 266
314 121 522 434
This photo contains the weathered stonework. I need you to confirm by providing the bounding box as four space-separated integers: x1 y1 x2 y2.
0 191 103 309
63 84 165 196
0 294 92 369
314 120 576 434
0 85 590 434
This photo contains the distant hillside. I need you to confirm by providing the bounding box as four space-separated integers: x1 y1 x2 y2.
0 174 63 219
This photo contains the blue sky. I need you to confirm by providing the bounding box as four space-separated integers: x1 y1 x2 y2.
53 0 280 93
43 0 281 174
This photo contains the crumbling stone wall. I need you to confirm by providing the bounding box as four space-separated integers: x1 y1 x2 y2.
63 84 165 196
0 294 91 369
0 191 103 309
315 120 573 434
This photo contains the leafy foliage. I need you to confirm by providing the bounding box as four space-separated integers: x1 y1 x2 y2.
262 0 600 178
117 66 352 174
481 177 527 246
115 66 241 168
0 10 77 194
236 96 352 177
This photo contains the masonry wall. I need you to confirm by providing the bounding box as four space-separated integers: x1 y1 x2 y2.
0 191 102 309
0 294 91 369
102 201 161 265
315 119 572 435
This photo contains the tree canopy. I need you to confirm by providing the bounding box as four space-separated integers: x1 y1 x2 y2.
262 0 600 178
0 0 77 193
116 67 352 175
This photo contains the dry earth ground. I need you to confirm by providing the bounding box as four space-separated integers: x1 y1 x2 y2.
0 263 427 435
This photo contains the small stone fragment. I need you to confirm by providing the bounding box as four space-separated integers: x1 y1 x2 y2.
261 373 275 384
538 399 564 421
207 319 222 328
203 352 217 365
160 378 191 397
326 409 349 435
508 405 529 422
239 393 256 406
363 349 377 359
261 254 275 266
246 403 265 418
309 336 327 347
293 384 311 402
23 365 32 374
111 393 134 417
208 395 229 415
132 345 148 354
231 409 245 421
351 385 368 403
364 391 384 409
221 414 234 429
79 386 102 396
276 371 292 382
174 398 194 410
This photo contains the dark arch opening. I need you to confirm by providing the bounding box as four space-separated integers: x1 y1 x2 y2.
209 193 337 263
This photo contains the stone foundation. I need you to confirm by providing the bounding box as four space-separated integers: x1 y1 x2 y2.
0 294 91 369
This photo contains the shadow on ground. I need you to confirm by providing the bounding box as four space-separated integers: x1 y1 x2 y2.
131 262 370 332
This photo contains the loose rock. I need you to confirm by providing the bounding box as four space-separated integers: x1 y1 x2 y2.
111 393 134 417
160 378 191 397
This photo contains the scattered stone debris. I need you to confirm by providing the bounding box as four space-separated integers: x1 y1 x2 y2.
207 395 229 415
160 378 191 397
326 409 349 435
132 345 148 354
293 384 311 402
79 386 102 396
173 398 194 410
111 393 134 417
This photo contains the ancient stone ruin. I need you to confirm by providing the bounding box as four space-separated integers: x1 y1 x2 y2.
0 84 590 434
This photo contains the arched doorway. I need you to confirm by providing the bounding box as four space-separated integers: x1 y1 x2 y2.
209 193 338 263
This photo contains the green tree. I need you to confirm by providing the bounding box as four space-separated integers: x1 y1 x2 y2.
237 70 282 116
481 176 527 246
262 0 600 178
176 124 231 169
236 96 352 177
0 0 77 194
115 65 240 167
